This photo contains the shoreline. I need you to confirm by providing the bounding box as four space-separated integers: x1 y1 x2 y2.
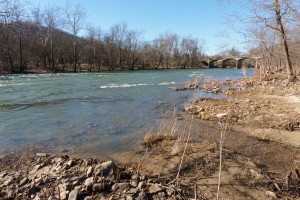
0 66 254 76
2 72 300 199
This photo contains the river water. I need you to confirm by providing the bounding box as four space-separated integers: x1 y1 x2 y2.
0 69 253 156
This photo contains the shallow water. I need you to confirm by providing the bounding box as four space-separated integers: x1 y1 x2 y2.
0 69 253 155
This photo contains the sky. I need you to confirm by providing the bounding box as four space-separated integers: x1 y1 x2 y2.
27 0 247 55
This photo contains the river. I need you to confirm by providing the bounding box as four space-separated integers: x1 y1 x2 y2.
0 68 253 156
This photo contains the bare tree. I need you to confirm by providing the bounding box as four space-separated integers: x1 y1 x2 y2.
44 5 62 71
220 0 299 79
126 30 143 70
64 3 86 72
111 23 128 69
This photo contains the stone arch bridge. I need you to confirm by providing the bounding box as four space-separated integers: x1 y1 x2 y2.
201 57 261 69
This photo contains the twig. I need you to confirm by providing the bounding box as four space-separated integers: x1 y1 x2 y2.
176 115 194 187
217 119 230 200
137 148 148 175
194 183 197 200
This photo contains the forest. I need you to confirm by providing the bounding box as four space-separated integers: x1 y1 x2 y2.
0 0 300 78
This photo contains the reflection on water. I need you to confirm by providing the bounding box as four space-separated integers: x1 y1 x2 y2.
0 69 253 155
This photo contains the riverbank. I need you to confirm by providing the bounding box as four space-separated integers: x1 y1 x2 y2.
2 72 300 199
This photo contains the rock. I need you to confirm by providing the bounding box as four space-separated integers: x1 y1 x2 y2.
48 196 59 200
33 195 41 200
28 185 40 199
131 180 138 187
36 153 47 157
0 172 7 178
125 188 138 197
131 174 139 180
66 159 75 168
148 183 162 194
95 161 117 181
84 196 93 200
52 157 64 164
32 163 44 172
111 183 119 191
84 177 94 187
266 191 277 199
68 188 79 200
93 183 104 192
6 189 15 199
216 113 227 119
112 182 129 192
138 181 145 190
166 187 175 196
140 175 146 181
136 191 146 200
86 166 93 177
3 177 14 186
158 191 166 198
20 177 29 186
59 191 69 200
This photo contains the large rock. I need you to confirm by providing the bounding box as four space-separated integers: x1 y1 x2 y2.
68 188 79 200
148 183 162 194
95 161 117 181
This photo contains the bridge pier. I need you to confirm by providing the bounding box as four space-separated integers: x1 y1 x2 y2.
208 60 216 68
220 60 227 68
236 59 243 69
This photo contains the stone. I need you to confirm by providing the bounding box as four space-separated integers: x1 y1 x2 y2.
112 182 129 192
86 166 93 177
3 177 14 186
32 163 44 172
148 183 162 194
266 191 277 199
0 172 7 178
95 161 117 181
33 195 41 200
6 189 15 199
48 196 59 200
126 188 137 196
84 196 93 200
68 188 79 200
158 191 166 197
59 191 69 200
136 191 147 200
131 180 138 187
84 177 94 187
28 185 40 199
216 113 227 119
66 160 75 168
52 157 64 164
131 174 139 180
137 181 145 190
20 177 29 186
93 183 104 192
111 183 119 191
36 153 47 157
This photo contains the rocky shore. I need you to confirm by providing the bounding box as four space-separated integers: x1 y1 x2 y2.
0 153 185 200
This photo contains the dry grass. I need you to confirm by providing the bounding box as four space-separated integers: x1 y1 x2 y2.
143 133 176 147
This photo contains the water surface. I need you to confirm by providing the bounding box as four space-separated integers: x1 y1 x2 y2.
0 69 253 155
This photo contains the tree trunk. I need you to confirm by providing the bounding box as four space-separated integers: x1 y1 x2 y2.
51 37 55 71
273 0 295 80
73 40 77 72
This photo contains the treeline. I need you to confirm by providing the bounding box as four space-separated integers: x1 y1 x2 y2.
0 1 206 73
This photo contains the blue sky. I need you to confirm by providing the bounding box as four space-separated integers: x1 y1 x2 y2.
27 0 246 55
